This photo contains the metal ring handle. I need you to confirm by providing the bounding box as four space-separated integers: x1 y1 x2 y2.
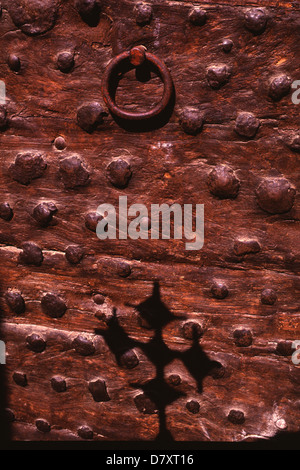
101 46 173 121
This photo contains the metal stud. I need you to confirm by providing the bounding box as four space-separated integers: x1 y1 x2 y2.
106 159 132 188
133 2 152 26
35 418 51 433
269 74 292 101
51 376 67 392
210 281 228 299
8 0 58 35
26 334 46 353
65 245 84 264
57 51 74 73
77 102 106 132
206 64 231 89
0 202 13 221
41 293 67 318
208 165 240 199
179 107 204 135
5 290 25 315
72 335 95 356
13 371 27 387
32 202 57 226
9 152 47 185
188 7 206 26
261 288 277 305
234 112 260 138
182 321 203 340
77 425 93 440
7 54 21 72
244 8 268 34
233 329 253 347
19 241 43 266
233 238 260 256
59 155 90 189
88 378 110 402
85 212 102 232
227 409 245 424
186 400 200 414
134 393 157 414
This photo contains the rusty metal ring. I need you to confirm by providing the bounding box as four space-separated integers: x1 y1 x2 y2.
101 46 173 121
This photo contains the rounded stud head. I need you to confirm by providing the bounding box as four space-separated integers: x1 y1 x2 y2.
72 335 95 356
134 393 157 414
26 334 46 353
13 371 27 387
59 155 90 189
208 164 240 199
188 7 207 26
88 378 110 402
168 374 181 386
41 293 67 318
8 0 58 36
106 159 132 189
182 321 203 340
19 241 43 266
7 54 21 72
92 293 105 305
130 46 146 66
77 102 106 133
116 261 131 278
222 38 233 52
32 202 57 226
78 425 93 440
228 409 245 424
244 8 268 34
233 329 252 347
120 349 139 369
51 376 67 392
9 152 47 185
35 418 51 433
54 136 66 150
261 288 277 305
206 64 231 89
179 107 203 136
210 281 228 299
57 51 74 73
133 2 153 25
65 245 84 264
255 177 296 214
235 112 260 138
5 291 25 315
85 212 103 232
186 400 200 414
233 238 260 256
269 74 292 101
0 202 13 221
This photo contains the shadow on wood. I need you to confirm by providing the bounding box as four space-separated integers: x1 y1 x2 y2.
95 281 222 442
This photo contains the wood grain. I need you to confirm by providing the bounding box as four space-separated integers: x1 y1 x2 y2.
0 0 299 443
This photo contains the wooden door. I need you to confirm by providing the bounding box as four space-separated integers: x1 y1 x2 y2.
0 0 299 445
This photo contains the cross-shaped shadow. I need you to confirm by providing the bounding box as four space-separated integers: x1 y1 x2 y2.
95 281 222 442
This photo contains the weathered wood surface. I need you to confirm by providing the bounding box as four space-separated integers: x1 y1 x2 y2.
0 0 299 443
